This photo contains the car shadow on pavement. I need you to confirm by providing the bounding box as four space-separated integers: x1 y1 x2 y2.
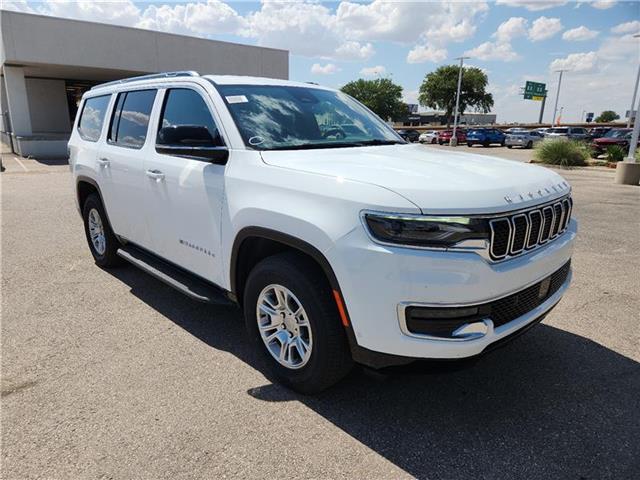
108 266 640 480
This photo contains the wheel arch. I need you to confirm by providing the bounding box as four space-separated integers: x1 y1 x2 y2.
230 227 342 303
76 175 115 232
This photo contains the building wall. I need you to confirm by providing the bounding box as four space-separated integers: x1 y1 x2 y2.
0 11 288 80
25 78 71 133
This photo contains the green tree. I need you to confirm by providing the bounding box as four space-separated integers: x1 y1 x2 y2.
340 78 407 121
595 110 620 123
418 65 493 126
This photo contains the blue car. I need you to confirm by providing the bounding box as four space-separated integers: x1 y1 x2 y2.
466 128 506 147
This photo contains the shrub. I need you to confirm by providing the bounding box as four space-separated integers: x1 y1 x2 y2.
534 139 588 167
606 145 626 163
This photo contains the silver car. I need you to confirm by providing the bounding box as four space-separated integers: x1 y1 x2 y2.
505 130 545 149
545 127 589 140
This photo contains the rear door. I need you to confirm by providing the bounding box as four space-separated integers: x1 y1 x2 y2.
98 89 157 248
142 85 227 285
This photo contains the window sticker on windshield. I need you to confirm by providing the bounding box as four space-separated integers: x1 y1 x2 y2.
226 95 248 104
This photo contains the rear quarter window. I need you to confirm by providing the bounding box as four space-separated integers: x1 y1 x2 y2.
77 95 111 142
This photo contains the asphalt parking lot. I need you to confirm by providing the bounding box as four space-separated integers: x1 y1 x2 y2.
2 152 639 479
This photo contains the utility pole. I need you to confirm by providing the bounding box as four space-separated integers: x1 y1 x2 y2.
451 56 469 146
551 70 567 126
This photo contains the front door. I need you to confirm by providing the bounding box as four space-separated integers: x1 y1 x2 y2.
142 86 227 285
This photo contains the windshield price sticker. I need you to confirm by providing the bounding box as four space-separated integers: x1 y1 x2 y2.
226 95 248 104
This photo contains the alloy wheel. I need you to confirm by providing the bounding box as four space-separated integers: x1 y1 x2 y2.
256 284 313 369
88 208 106 255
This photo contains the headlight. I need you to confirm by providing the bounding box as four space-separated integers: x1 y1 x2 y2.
364 213 490 248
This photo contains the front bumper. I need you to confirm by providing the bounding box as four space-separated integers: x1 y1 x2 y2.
327 218 576 363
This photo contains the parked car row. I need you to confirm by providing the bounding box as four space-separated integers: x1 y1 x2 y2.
402 125 634 153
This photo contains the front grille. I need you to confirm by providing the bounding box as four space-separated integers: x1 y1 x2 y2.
404 260 571 337
489 196 572 260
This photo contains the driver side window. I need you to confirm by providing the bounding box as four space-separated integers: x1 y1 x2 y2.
157 88 224 148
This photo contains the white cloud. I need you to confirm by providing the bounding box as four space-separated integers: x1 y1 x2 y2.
137 0 244 35
334 41 375 61
1 0 35 13
360 65 387 76
529 16 563 41
550 51 598 72
494 17 529 42
406 44 447 64
496 0 568 11
562 26 599 41
40 0 141 27
611 20 640 35
311 63 340 75
335 0 487 44
590 1 617 9
465 41 520 61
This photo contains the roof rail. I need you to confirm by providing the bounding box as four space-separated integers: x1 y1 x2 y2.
91 71 199 90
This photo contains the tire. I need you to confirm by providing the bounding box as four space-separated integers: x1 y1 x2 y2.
483 141 490 148
526 141 533 149
82 193 123 267
507 145 513 149
243 252 353 394
431 138 437 144
500 140 506 147
467 142 473 147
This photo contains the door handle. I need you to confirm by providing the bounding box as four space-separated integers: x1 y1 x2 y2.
97 157 110 167
146 169 165 181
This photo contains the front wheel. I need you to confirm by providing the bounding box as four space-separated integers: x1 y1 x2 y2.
82 193 123 268
243 252 353 394
526 141 533 149
467 142 473 147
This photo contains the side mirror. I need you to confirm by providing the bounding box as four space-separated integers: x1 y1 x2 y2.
156 125 228 164
155 144 229 164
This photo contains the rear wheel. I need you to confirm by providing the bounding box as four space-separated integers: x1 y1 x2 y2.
483 141 490 147
507 145 513 149
467 142 473 147
243 252 353 394
82 193 122 267
526 141 533 149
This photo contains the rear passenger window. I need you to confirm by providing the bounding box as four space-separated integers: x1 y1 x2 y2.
157 89 223 147
78 95 110 142
108 89 156 149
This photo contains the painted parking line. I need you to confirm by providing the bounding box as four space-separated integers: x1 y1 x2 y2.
12 155 29 172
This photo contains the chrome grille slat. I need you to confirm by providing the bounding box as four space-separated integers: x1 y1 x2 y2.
489 195 572 261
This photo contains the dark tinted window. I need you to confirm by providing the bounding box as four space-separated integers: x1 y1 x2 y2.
157 89 223 146
78 95 111 142
109 90 156 148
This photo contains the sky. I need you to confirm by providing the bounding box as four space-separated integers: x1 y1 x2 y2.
3 0 640 123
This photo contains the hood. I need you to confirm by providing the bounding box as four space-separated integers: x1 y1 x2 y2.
260 144 570 214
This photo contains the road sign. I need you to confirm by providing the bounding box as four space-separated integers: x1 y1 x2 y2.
524 81 547 98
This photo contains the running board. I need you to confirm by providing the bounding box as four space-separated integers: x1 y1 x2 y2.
117 245 233 305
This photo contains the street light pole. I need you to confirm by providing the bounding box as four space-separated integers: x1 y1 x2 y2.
551 70 566 126
451 56 469 146
627 35 640 128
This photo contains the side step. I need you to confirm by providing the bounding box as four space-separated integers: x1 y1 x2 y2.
117 245 234 306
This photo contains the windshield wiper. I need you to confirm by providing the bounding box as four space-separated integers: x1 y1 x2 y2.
352 139 406 146
266 139 404 151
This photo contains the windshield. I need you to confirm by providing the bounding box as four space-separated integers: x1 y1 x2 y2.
215 84 403 150
605 129 631 138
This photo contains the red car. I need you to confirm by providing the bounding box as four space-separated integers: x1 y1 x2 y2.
591 128 635 158
438 129 467 145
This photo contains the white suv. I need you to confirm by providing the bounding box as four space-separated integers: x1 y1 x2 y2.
68 72 576 393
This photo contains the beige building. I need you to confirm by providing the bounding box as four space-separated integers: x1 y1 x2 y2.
0 10 289 158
